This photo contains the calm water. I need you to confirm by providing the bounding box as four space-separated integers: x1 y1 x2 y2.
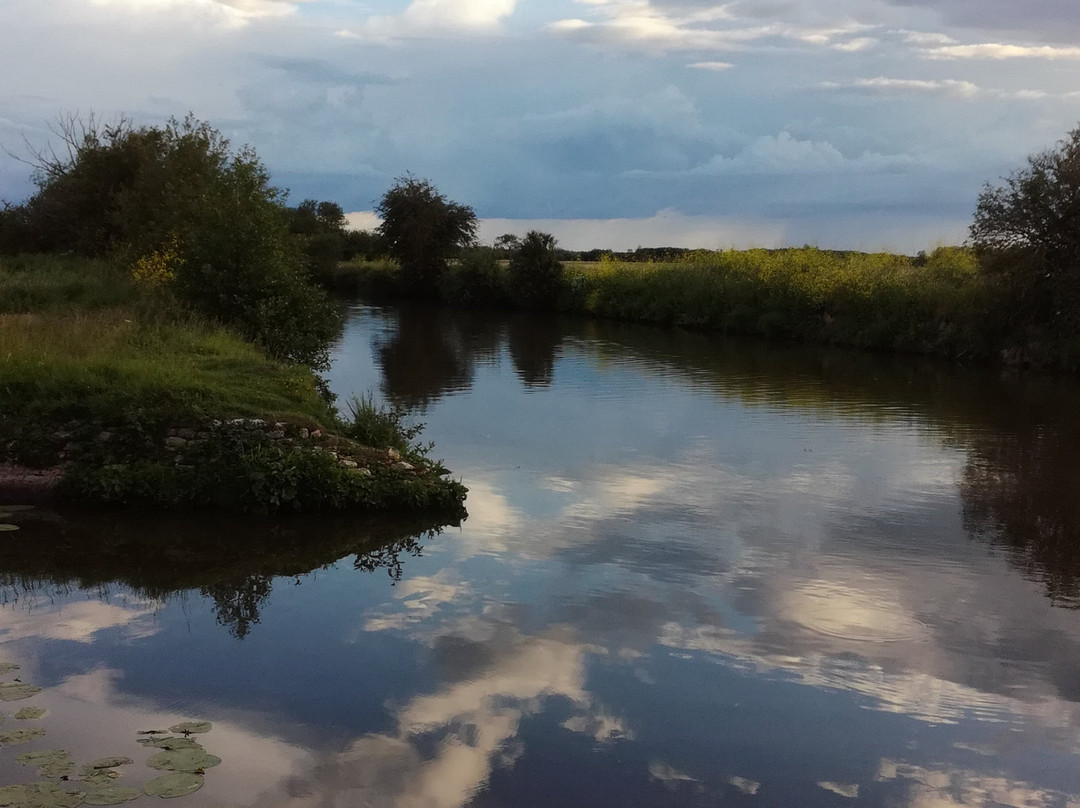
2 303 1080 807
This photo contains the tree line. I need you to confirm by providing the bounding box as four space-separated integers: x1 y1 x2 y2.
4 114 1080 367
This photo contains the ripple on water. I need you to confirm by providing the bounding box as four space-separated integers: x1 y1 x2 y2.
779 579 928 643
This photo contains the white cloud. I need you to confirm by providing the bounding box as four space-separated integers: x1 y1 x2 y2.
686 60 733 70
823 76 981 98
339 0 517 39
924 42 1080 60
0 598 159 643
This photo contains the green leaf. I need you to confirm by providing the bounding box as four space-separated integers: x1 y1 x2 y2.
142 772 203 799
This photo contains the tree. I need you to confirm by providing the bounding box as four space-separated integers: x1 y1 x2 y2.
971 125 1080 342
375 175 477 293
285 198 349 281
509 230 564 308
2 114 340 368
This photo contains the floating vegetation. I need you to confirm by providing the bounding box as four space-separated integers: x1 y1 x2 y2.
81 758 133 771
0 782 86 808
0 506 34 514
0 728 47 746
143 772 204 799
16 750 74 779
146 748 220 773
0 663 20 675
136 737 200 750
15 707 48 720
167 721 211 735
0 525 19 532
81 783 140 806
0 684 42 701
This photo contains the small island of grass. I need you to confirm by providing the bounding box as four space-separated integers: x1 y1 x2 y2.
0 117 466 516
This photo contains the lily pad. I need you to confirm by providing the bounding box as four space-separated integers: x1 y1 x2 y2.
143 773 203 799
81 785 140 807
0 683 42 701
136 737 201 750
17 750 74 779
0 506 34 514
82 758 133 771
15 707 48 720
0 663 21 675
0 782 86 808
146 748 220 773
167 721 211 735
0 727 47 746
0 525 19 532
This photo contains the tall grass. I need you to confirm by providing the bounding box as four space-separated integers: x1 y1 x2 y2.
571 247 995 357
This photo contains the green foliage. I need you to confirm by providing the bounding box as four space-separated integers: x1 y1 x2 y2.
62 425 465 515
376 175 477 293
971 125 1080 364
343 395 431 461
509 231 564 308
440 248 509 306
284 199 349 283
1 115 340 368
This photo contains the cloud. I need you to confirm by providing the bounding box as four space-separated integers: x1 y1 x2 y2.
923 42 1080 60
686 60 733 70
0 597 159 643
821 76 981 98
338 0 517 39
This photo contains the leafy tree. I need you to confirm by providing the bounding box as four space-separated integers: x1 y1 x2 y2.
285 198 349 282
971 125 1080 345
375 175 477 293
2 114 340 367
509 230 564 308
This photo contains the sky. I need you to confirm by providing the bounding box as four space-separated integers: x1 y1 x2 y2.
2 0 1079 252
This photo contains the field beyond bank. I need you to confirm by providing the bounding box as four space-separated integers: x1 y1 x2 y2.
335 245 1029 365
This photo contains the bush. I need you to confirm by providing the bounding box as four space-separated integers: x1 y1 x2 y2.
2 115 340 368
509 231 564 308
441 248 509 306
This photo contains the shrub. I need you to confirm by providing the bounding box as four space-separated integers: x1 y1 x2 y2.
509 231 564 308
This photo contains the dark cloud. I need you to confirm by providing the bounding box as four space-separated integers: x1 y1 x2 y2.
886 0 1080 41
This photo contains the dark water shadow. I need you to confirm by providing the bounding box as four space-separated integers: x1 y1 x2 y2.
0 508 455 638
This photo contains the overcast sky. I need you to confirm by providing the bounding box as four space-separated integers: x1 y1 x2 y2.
2 0 1079 251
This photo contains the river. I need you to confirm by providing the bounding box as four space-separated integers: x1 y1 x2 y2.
1 302 1079 807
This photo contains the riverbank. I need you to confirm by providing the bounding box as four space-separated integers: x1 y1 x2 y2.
332 246 1035 366
0 254 467 515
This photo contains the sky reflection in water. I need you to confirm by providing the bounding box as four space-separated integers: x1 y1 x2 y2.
1 304 1080 807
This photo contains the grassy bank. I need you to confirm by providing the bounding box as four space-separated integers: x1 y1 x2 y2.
335 246 1006 362
0 255 467 515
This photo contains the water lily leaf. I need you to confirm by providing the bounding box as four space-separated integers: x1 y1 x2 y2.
0 782 86 808
15 707 47 720
0 683 42 701
167 721 211 735
0 663 20 675
16 749 73 779
143 773 203 799
76 775 114 789
0 525 19 532
82 759 132 771
136 737 200 749
0 728 47 746
146 749 220 773
81 784 140 806
0 506 34 514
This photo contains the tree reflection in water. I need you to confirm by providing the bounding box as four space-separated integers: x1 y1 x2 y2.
0 510 449 639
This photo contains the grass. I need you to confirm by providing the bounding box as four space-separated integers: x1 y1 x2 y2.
339 246 1004 361
0 254 467 515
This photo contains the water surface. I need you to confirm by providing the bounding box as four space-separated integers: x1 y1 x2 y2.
2 303 1080 807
